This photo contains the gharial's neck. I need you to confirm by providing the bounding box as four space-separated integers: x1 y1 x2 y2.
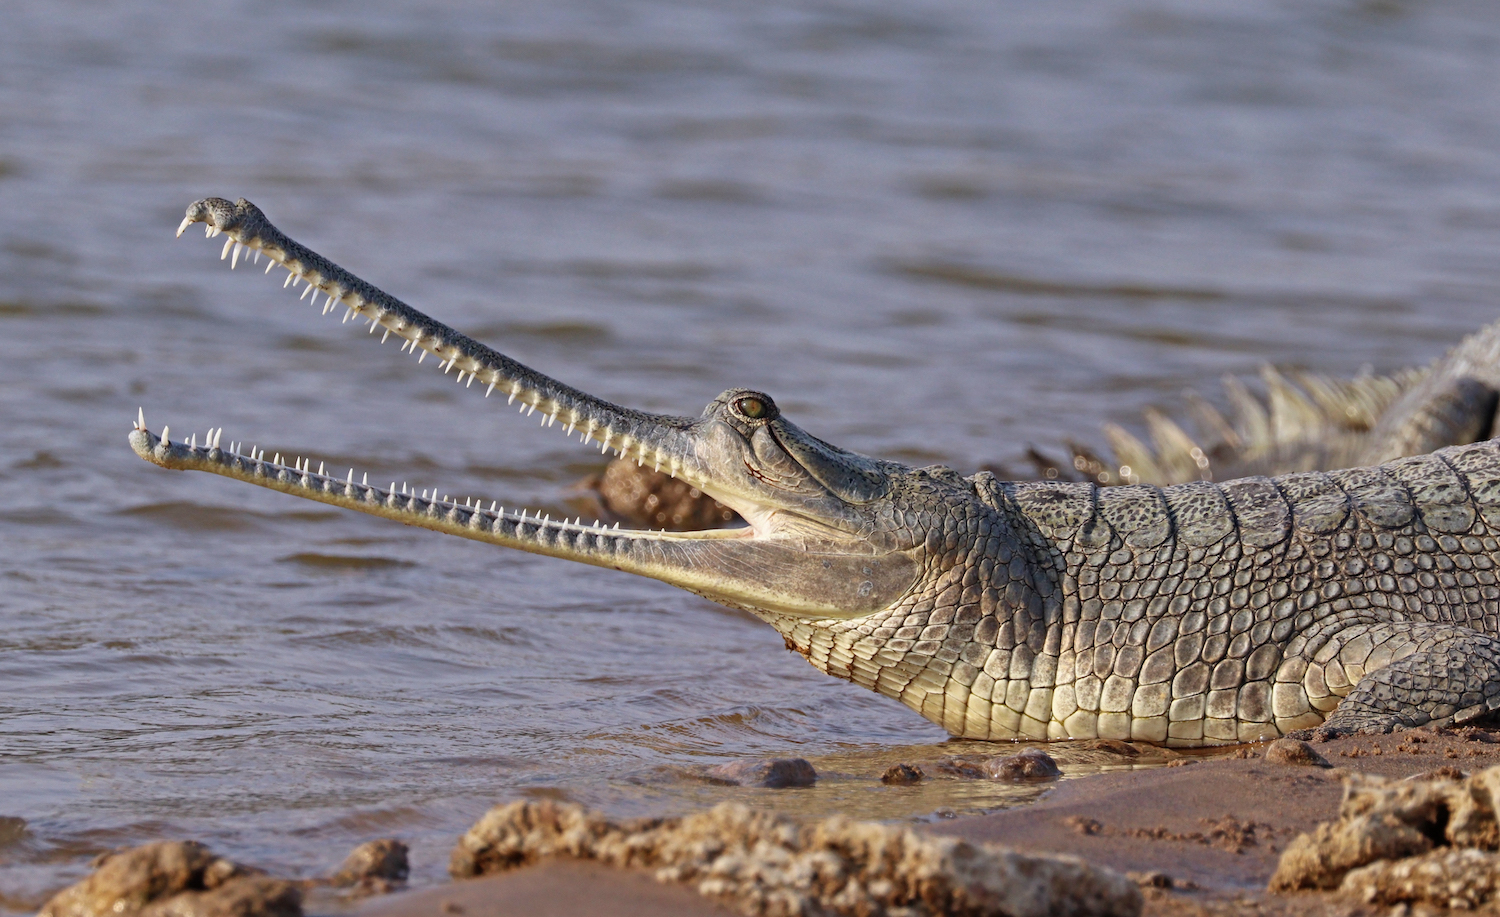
765 477 1064 738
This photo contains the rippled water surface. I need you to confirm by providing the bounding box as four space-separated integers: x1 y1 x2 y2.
6 0 1500 906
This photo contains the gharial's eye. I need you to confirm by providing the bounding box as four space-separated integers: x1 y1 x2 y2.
734 396 769 420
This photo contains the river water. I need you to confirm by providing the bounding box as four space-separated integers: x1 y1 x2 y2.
5 0 1500 906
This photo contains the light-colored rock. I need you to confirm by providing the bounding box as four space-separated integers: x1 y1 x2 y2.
1269 813 1433 891
1271 765 1500 900
450 799 1142 917
39 842 298 917
330 839 409 895
1340 847 1500 909
1450 767 1500 849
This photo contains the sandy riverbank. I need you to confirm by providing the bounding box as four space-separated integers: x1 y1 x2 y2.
353 727 1500 917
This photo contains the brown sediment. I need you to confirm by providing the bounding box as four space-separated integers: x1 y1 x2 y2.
929 726 1500 916
350 729 1500 917
359 860 735 917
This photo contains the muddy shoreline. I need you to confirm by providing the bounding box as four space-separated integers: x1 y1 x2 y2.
337 728 1500 917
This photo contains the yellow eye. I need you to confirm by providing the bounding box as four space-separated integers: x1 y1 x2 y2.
735 397 768 420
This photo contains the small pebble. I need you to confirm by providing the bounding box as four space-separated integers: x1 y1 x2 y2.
880 763 925 785
705 758 816 788
331 838 409 893
1264 738 1331 768
986 748 1061 780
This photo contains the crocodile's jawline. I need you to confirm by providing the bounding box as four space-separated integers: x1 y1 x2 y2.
136 196 1500 748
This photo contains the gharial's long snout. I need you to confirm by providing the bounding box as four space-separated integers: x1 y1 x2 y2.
133 198 922 621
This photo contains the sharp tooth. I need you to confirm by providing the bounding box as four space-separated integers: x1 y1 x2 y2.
486 381 496 397
382 329 391 344
362 472 368 486
566 420 576 435
547 413 556 427
264 257 275 274
301 284 315 301
136 407 145 430
347 468 354 484
507 391 517 405
418 350 428 364
466 374 475 388
342 308 352 323
253 250 261 265
490 501 497 511
526 404 535 416
221 238 234 260
231 242 242 269
189 434 196 448
318 461 325 475
175 216 193 238
204 224 213 238
162 425 170 445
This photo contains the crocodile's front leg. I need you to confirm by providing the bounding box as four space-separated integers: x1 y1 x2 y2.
1292 622 1500 739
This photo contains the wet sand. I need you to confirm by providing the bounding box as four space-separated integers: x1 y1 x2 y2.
355 728 1500 917
358 860 735 917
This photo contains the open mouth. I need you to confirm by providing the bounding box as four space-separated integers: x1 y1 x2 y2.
130 197 920 621
131 197 749 556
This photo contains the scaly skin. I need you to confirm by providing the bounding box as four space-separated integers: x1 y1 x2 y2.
133 197 1500 747
1034 326 1500 488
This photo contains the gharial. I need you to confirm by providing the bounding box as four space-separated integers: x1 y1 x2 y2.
132 196 1500 747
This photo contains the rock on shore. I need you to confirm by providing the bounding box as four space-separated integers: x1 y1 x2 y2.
448 799 1142 917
